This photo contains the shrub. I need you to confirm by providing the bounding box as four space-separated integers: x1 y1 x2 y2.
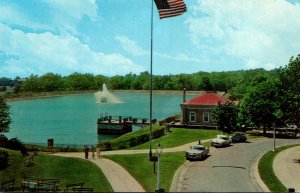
152 127 165 139
0 134 8 147
99 125 167 151
0 150 9 170
6 138 24 150
100 142 112 151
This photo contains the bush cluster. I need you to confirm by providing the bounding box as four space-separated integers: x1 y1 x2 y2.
57 146 81 152
0 150 9 170
99 126 167 151
0 135 28 155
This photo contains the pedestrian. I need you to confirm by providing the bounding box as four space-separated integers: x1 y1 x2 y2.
96 145 101 159
84 145 89 159
91 145 95 159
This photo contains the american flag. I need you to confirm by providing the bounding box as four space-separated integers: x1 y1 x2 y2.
154 0 187 19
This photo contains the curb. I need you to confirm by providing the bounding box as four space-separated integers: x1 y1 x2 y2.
170 160 190 192
252 152 270 192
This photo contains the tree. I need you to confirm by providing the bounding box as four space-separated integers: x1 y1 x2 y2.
21 74 42 92
94 75 108 90
200 76 212 91
212 102 239 134
239 79 281 134
40 73 63 91
278 55 300 127
0 96 11 133
108 75 124 89
64 73 95 91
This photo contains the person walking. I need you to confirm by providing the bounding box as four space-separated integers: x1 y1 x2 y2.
84 145 89 159
96 145 101 159
91 145 95 159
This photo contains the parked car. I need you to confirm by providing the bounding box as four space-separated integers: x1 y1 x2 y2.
211 135 232 147
231 132 247 143
185 145 209 160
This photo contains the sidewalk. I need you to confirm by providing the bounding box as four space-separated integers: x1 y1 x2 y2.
273 146 300 192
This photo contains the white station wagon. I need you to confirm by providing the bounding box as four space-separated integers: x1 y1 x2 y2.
211 135 232 147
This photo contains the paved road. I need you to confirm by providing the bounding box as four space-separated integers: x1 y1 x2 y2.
176 138 300 192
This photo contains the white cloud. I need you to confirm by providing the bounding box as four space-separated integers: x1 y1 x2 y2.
186 0 300 69
0 0 99 35
115 34 204 64
155 52 203 64
44 0 98 21
0 4 49 31
42 0 100 34
0 24 144 77
115 35 148 56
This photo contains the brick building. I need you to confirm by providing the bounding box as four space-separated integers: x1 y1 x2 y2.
180 92 231 127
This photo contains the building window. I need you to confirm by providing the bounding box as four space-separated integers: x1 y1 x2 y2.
203 112 209 123
189 112 196 122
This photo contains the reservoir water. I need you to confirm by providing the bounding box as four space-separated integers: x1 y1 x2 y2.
7 92 193 145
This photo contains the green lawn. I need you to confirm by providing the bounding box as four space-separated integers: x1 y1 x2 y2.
108 124 162 143
105 152 185 192
129 128 221 149
0 148 113 192
258 144 300 192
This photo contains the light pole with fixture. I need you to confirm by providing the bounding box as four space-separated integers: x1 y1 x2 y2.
273 126 276 151
155 143 164 193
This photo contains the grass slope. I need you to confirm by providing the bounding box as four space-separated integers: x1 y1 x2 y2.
130 128 221 149
105 152 185 192
0 148 113 192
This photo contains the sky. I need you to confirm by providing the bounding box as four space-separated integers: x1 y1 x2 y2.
0 0 300 78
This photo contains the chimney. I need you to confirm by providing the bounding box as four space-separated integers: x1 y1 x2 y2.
183 88 186 103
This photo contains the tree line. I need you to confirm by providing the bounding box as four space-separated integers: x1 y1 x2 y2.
1 68 276 99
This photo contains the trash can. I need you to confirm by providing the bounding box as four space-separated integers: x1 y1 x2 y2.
48 139 54 149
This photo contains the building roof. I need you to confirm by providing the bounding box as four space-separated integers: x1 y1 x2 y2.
184 92 230 105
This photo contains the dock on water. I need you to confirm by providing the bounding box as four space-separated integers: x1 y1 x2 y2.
97 116 155 135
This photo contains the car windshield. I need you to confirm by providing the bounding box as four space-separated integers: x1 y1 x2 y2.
234 133 244 136
192 146 204 150
221 136 229 140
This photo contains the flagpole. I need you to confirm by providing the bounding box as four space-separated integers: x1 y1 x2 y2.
149 0 154 159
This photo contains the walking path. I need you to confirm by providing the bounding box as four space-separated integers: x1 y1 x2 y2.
273 145 300 192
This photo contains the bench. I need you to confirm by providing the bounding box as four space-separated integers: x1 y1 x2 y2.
64 183 85 192
0 179 15 191
22 178 60 192
72 187 94 192
38 181 60 192
24 155 34 167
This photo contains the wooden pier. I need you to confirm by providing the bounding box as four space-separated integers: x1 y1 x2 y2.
97 116 155 135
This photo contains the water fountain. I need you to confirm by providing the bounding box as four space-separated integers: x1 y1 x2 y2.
94 84 122 104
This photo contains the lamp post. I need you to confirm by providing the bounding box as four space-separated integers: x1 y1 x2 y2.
273 126 276 151
155 143 164 193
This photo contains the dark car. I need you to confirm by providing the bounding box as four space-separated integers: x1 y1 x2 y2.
231 132 247 143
